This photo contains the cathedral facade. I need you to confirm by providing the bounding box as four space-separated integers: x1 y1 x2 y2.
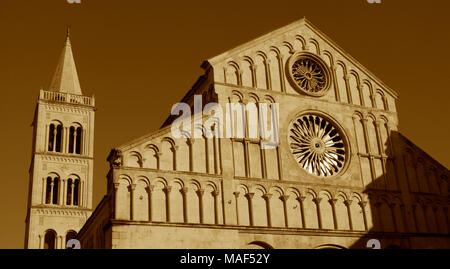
26 19 450 249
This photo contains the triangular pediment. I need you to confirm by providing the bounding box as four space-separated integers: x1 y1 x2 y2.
205 18 398 101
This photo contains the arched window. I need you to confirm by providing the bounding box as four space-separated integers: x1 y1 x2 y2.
45 177 52 204
44 230 57 249
65 230 78 248
73 179 80 206
66 178 72 205
76 127 82 154
68 125 83 154
52 177 59 205
45 176 60 205
48 123 63 152
66 178 80 206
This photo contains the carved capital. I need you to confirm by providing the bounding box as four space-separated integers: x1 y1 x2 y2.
280 194 290 202
196 189 205 197
262 193 272 201
312 197 322 204
358 201 367 208
245 192 255 200
344 199 352 207
328 198 338 205
180 187 188 195
129 184 136 192
146 185 154 193
163 186 172 194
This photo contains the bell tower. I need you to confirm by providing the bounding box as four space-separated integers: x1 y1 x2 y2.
24 29 95 249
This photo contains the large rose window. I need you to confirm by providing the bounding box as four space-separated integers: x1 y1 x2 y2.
288 114 346 177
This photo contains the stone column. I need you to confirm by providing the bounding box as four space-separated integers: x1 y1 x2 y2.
344 199 353 231
52 127 57 152
180 187 188 223
113 182 120 219
212 190 220 224
331 65 340 102
49 181 54 204
59 179 64 205
44 125 49 151
164 186 172 222
213 135 219 174
187 139 194 172
233 192 240 225
280 195 289 228
73 129 77 154
130 183 136 221
204 139 210 174
313 197 322 229
41 178 46 204
297 196 306 228
276 54 286 93
80 180 83 207
263 193 272 227
250 64 257 88
359 201 369 231
246 193 255 226
344 74 353 104
329 198 338 230
147 185 154 222
70 180 75 206
264 59 272 90
171 145 178 171
197 189 205 224
38 234 43 249
357 84 364 106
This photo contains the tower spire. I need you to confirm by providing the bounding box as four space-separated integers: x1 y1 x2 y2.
49 28 82 95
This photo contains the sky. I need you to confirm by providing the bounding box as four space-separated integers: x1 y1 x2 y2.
0 0 449 248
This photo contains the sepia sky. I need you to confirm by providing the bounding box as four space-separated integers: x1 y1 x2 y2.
0 0 449 248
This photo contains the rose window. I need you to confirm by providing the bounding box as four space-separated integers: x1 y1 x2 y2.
288 53 331 96
288 114 346 177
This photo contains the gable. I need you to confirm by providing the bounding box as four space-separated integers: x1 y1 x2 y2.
206 18 398 113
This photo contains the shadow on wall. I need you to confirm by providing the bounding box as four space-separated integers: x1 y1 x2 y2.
349 131 450 249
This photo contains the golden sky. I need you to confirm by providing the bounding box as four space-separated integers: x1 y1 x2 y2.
0 0 449 248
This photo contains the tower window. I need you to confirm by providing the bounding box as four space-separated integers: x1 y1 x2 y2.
44 230 57 249
68 125 83 155
66 178 72 205
66 230 78 249
66 178 80 206
73 179 80 205
45 177 52 204
45 176 60 205
52 178 59 204
48 123 63 153
76 127 82 154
